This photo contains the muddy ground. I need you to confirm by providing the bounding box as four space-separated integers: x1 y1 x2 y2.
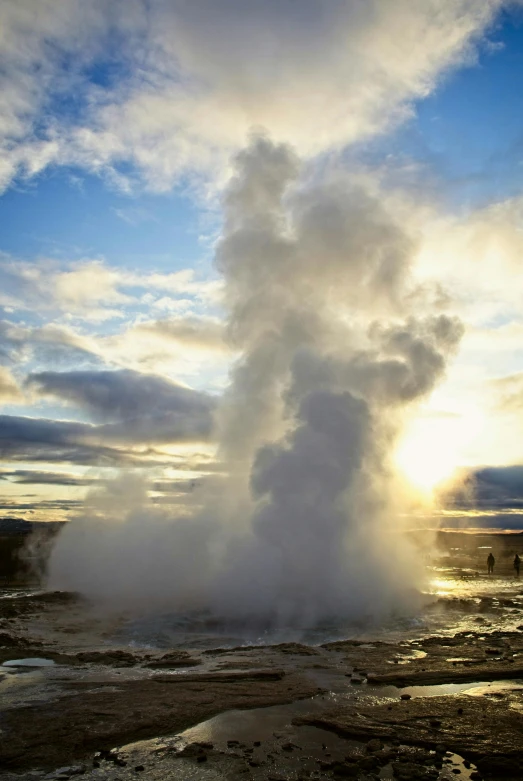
3 570 523 780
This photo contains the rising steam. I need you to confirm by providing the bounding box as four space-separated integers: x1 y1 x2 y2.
49 135 463 626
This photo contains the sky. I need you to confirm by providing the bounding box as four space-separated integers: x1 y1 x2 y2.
3 0 523 530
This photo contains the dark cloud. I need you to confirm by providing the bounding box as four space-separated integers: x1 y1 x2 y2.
0 499 82 512
446 465 523 510
26 369 216 444
0 413 212 468
0 415 128 466
0 369 216 467
0 470 96 487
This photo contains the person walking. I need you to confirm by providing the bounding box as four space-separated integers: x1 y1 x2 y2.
487 552 495 575
514 554 521 578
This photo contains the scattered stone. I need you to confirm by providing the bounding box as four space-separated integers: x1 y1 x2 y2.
178 743 205 758
73 650 138 667
144 650 201 668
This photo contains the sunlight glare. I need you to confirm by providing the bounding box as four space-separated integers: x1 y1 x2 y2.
394 408 482 497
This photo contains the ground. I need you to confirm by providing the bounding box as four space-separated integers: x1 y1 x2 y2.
2 567 523 781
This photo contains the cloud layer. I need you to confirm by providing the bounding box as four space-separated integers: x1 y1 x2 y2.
1 0 505 192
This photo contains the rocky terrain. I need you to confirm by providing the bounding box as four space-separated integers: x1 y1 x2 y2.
1 580 523 781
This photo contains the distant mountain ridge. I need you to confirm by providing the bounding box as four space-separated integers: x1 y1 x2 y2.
0 518 65 536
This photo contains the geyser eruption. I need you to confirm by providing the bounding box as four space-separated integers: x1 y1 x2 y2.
49 135 463 627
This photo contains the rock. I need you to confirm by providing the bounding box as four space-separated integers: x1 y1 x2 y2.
330 762 359 778
178 743 206 758
357 756 379 771
144 650 201 668
0 632 23 647
366 739 382 752
134 766 144 772
74 650 138 667
400 693 412 700
476 755 520 776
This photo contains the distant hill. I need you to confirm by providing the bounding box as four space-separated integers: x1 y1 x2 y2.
0 519 65 584
0 518 65 536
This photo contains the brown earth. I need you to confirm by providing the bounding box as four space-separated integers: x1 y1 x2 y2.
0 669 321 771
296 692 523 778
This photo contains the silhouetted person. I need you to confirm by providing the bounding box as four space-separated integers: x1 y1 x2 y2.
514 554 521 578
487 552 495 575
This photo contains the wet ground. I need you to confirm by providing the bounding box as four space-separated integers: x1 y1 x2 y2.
2 547 523 781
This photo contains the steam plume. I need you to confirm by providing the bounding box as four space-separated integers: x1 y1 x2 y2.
49 136 463 626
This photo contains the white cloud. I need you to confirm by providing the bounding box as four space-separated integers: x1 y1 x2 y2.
0 255 221 321
0 366 23 403
0 0 506 193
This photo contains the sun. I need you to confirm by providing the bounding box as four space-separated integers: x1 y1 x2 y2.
394 409 482 497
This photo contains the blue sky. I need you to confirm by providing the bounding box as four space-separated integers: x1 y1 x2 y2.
2 0 523 528
0 172 208 270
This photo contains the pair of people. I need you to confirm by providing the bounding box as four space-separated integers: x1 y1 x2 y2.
486 552 520 576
